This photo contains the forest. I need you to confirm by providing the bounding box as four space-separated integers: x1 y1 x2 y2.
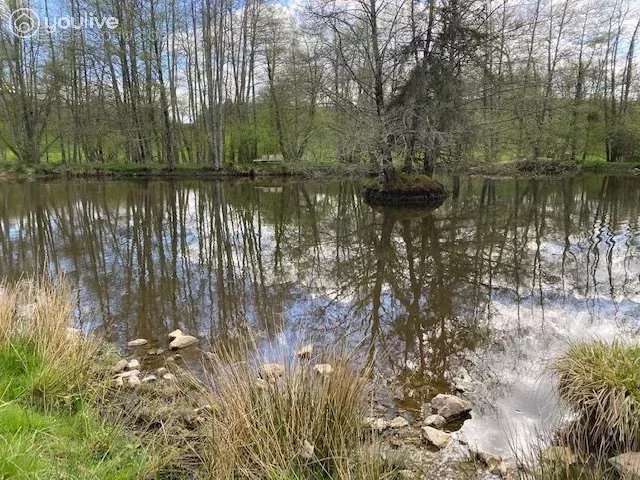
0 0 639 176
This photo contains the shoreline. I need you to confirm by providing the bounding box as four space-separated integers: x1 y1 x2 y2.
0 159 639 182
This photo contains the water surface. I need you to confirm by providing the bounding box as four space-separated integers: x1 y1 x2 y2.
1 175 639 455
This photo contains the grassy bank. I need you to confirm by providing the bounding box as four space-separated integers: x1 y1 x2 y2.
0 282 158 479
0 280 401 479
0 160 374 181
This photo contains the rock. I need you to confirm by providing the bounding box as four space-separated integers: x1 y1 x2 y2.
296 344 314 359
300 440 315 460
156 367 168 376
114 376 124 387
423 414 446 428
147 348 165 356
430 394 472 420
542 446 577 465
169 335 199 350
111 359 128 374
609 452 640 477
313 364 333 375
142 375 157 383
115 369 140 379
127 359 140 369
168 329 184 340
388 416 409 429
127 338 148 347
422 426 451 449
128 375 141 388
365 417 388 431
162 373 176 381
261 363 285 380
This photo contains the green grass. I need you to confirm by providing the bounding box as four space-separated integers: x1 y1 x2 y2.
0 340 152 480
554 341 640 456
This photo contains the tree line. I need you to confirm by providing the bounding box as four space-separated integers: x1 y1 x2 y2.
0 0 639 175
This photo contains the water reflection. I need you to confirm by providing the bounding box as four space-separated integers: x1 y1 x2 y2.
0 175 639 454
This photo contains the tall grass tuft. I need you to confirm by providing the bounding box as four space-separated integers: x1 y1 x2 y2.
0 279 98 406
554 340 640 457
201 347 395 479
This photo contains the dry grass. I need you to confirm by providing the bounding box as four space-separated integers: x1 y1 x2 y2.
200 347 396 480
0 279 98 405
553 341 640 457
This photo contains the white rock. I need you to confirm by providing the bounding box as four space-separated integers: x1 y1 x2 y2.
169 335 199 350
261 363 285 380
365 417 388 431
423 414 446 428
609 452 640 477
162 373 176 381
111 359 128 374
422 426 451 449
388 416 409 429
115 369 140 379
296 344 314 359
430 394 472 420
300 440 315 460
156 367 168 376
127 359 140 369
114 376 124 387
128 375 141 387
313 364 333 375
142 375 157 383
127 338 148 347
168 329 183 340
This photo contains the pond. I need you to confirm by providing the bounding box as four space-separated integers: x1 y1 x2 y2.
1 175 639 456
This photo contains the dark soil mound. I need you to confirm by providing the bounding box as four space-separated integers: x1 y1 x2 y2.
363 174 448 207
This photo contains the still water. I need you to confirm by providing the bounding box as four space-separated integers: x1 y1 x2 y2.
1 175 639 455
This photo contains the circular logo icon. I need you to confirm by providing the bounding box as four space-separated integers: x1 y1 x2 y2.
10 7 39 38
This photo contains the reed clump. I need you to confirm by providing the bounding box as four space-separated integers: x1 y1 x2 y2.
201 348 396 479
554 340 640 456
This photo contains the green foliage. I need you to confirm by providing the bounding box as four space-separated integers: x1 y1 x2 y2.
0 341 153 480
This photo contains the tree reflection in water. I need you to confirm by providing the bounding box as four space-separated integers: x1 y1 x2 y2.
1 175 639 454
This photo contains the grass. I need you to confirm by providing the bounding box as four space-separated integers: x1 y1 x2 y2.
200 347 397 480
0 280 401 479
554 341 640 457
515 340 640 480
0 280 161 479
